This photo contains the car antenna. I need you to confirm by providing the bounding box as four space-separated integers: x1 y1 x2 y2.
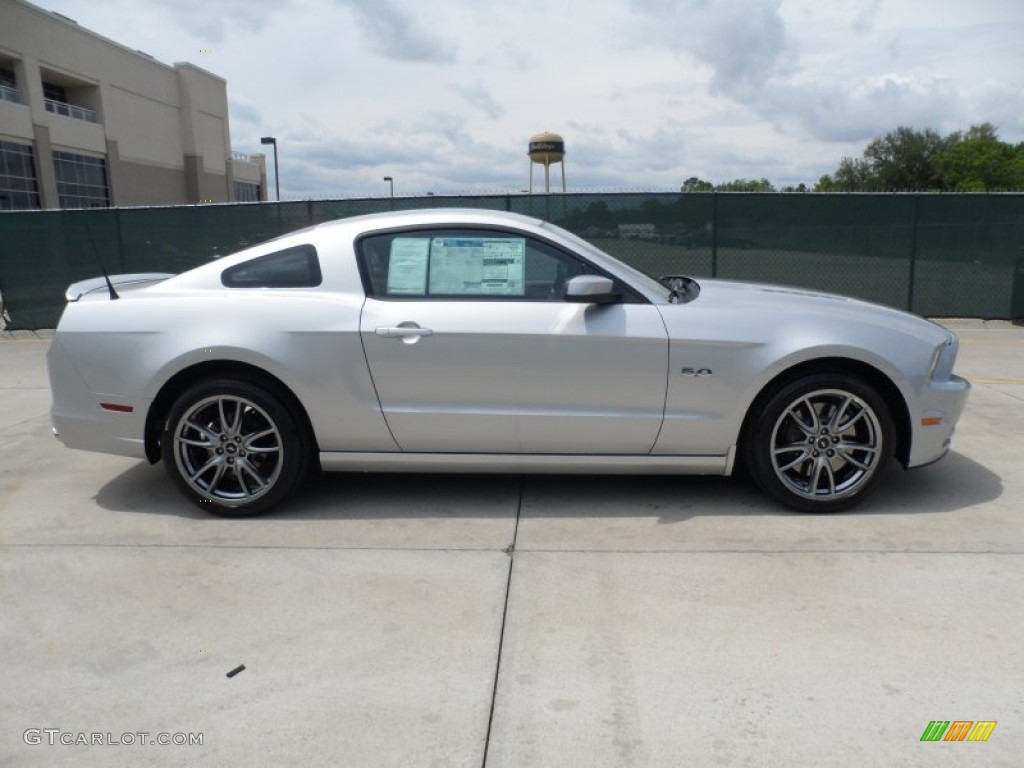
85 224 120 300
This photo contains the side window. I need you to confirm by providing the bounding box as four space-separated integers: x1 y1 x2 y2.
358 229 589 300
221 244 321 288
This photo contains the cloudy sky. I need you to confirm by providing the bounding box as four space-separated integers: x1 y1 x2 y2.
38 0 1024 197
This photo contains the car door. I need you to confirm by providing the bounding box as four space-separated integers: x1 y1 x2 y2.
356 227 669 454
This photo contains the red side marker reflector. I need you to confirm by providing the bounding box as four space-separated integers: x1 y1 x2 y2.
921 416 943 426
100 403 134 413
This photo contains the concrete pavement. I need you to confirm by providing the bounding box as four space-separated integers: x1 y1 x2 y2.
1 323 1022 766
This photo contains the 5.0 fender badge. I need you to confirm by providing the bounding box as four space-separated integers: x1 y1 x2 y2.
680 367 713 376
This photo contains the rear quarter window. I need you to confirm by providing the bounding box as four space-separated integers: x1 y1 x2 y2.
221 244 322 288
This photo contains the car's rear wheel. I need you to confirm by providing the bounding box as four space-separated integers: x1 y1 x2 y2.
743 373 895 513
161 378 309 516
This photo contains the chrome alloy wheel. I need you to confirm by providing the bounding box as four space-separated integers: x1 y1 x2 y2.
172 395 284 505
769 388 883 501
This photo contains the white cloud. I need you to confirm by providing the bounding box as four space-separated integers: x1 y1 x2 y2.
333 0 457 62
30 0 1024 195
227 97 262 129
152 0 289 42
851 0 881 35
448 83 505 119
762 74 960 143
629 0 794 99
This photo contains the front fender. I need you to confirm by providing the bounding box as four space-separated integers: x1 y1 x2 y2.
651 305 930 457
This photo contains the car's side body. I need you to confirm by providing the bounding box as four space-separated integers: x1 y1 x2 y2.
47 208 969 514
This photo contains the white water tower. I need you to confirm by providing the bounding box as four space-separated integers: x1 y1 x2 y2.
528 131 566 194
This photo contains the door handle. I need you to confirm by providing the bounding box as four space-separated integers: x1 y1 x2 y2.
375 325 433 338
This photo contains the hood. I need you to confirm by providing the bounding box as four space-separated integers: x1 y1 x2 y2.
686 278 950 345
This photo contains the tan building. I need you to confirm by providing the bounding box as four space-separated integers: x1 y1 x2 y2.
0 0 266 209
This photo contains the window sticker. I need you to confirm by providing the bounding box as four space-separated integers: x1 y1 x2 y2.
386 238 430 295
428 238 526 296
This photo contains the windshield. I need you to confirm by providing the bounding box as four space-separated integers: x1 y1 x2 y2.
541 222 674 302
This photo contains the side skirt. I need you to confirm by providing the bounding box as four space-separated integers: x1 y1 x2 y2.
318 451 732 475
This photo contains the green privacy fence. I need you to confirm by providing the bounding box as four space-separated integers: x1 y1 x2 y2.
2 192 1023 329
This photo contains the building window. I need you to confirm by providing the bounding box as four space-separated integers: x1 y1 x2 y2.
234 181 261 202
0 68 21 105
43 82 68 102
0 140 41 210
53 150 109 209
42 80 97 122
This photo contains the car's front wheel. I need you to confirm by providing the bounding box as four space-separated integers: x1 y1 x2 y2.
743 372 896 513
161 378 309 516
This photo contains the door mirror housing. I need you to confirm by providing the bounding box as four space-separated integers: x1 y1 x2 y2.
564 275 620 304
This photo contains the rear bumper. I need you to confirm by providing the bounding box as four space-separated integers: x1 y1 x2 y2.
48 338 149 460
51 414 148 459
906 374 971 468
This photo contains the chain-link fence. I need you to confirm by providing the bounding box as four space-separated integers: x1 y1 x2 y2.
1 192 1023 329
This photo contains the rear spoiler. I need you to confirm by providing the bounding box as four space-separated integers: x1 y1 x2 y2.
65 273 176 302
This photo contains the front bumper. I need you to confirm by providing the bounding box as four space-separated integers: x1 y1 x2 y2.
906 374 971 468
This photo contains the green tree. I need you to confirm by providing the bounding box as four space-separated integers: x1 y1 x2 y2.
830 156 875 191
822 123 1024 192
681 176 714 192
814 174 838 192
935 123 1024 191
860 126 947 190
715 178 775 192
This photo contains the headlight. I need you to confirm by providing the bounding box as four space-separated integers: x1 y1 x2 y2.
927 345 942 378
929 333 959 381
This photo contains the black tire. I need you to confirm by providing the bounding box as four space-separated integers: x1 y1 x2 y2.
161 378 310 517
742 372 895 513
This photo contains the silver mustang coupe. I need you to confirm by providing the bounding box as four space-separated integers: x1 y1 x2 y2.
47 209 970 516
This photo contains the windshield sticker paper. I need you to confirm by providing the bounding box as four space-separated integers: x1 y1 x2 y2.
428 238 525 296
386 238 430 295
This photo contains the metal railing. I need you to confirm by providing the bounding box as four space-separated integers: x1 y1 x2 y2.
44 98 97 123
0 84 22 104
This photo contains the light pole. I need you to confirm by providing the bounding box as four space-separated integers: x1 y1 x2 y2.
261 137 279 201
383 176 394 198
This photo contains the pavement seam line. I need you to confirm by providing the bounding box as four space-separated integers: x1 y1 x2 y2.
508 548 1024 555
976 384 1024 403
480 479 523 768
2 542 504 552
1 415 52 431
4 544 1023 555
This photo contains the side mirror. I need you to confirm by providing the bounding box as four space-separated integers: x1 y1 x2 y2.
564 275 621 304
